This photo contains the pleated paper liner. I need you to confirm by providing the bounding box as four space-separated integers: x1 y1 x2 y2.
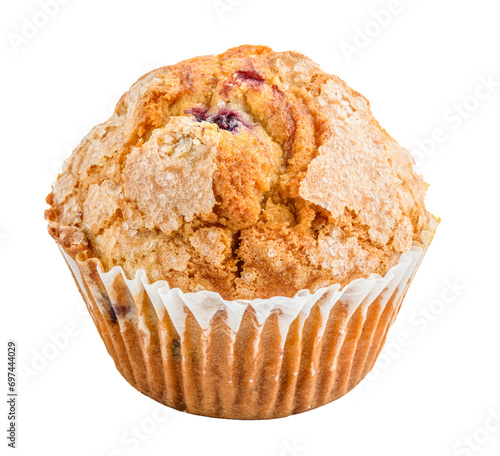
59 221 436 419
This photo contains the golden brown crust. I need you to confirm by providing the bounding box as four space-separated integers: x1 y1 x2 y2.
45 45 434 300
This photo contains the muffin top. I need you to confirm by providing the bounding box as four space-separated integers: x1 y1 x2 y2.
45 45 434 300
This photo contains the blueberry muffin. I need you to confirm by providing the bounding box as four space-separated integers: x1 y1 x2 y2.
45 45 437 419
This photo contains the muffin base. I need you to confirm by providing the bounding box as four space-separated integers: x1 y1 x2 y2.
60 237 431 419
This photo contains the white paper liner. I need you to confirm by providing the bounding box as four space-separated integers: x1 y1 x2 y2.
61 243 425 348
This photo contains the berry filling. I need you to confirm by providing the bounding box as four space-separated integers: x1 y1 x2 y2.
206 111 240 132
185 107 243 133
235 69 265 84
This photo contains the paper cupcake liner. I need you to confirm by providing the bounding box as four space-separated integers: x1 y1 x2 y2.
59 222 435 419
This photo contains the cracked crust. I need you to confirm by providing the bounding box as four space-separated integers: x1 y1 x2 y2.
45 45 436 300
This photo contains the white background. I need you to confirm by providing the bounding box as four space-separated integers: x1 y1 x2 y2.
2 0 500 455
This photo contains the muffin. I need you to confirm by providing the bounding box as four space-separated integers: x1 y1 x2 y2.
45 45 438 419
